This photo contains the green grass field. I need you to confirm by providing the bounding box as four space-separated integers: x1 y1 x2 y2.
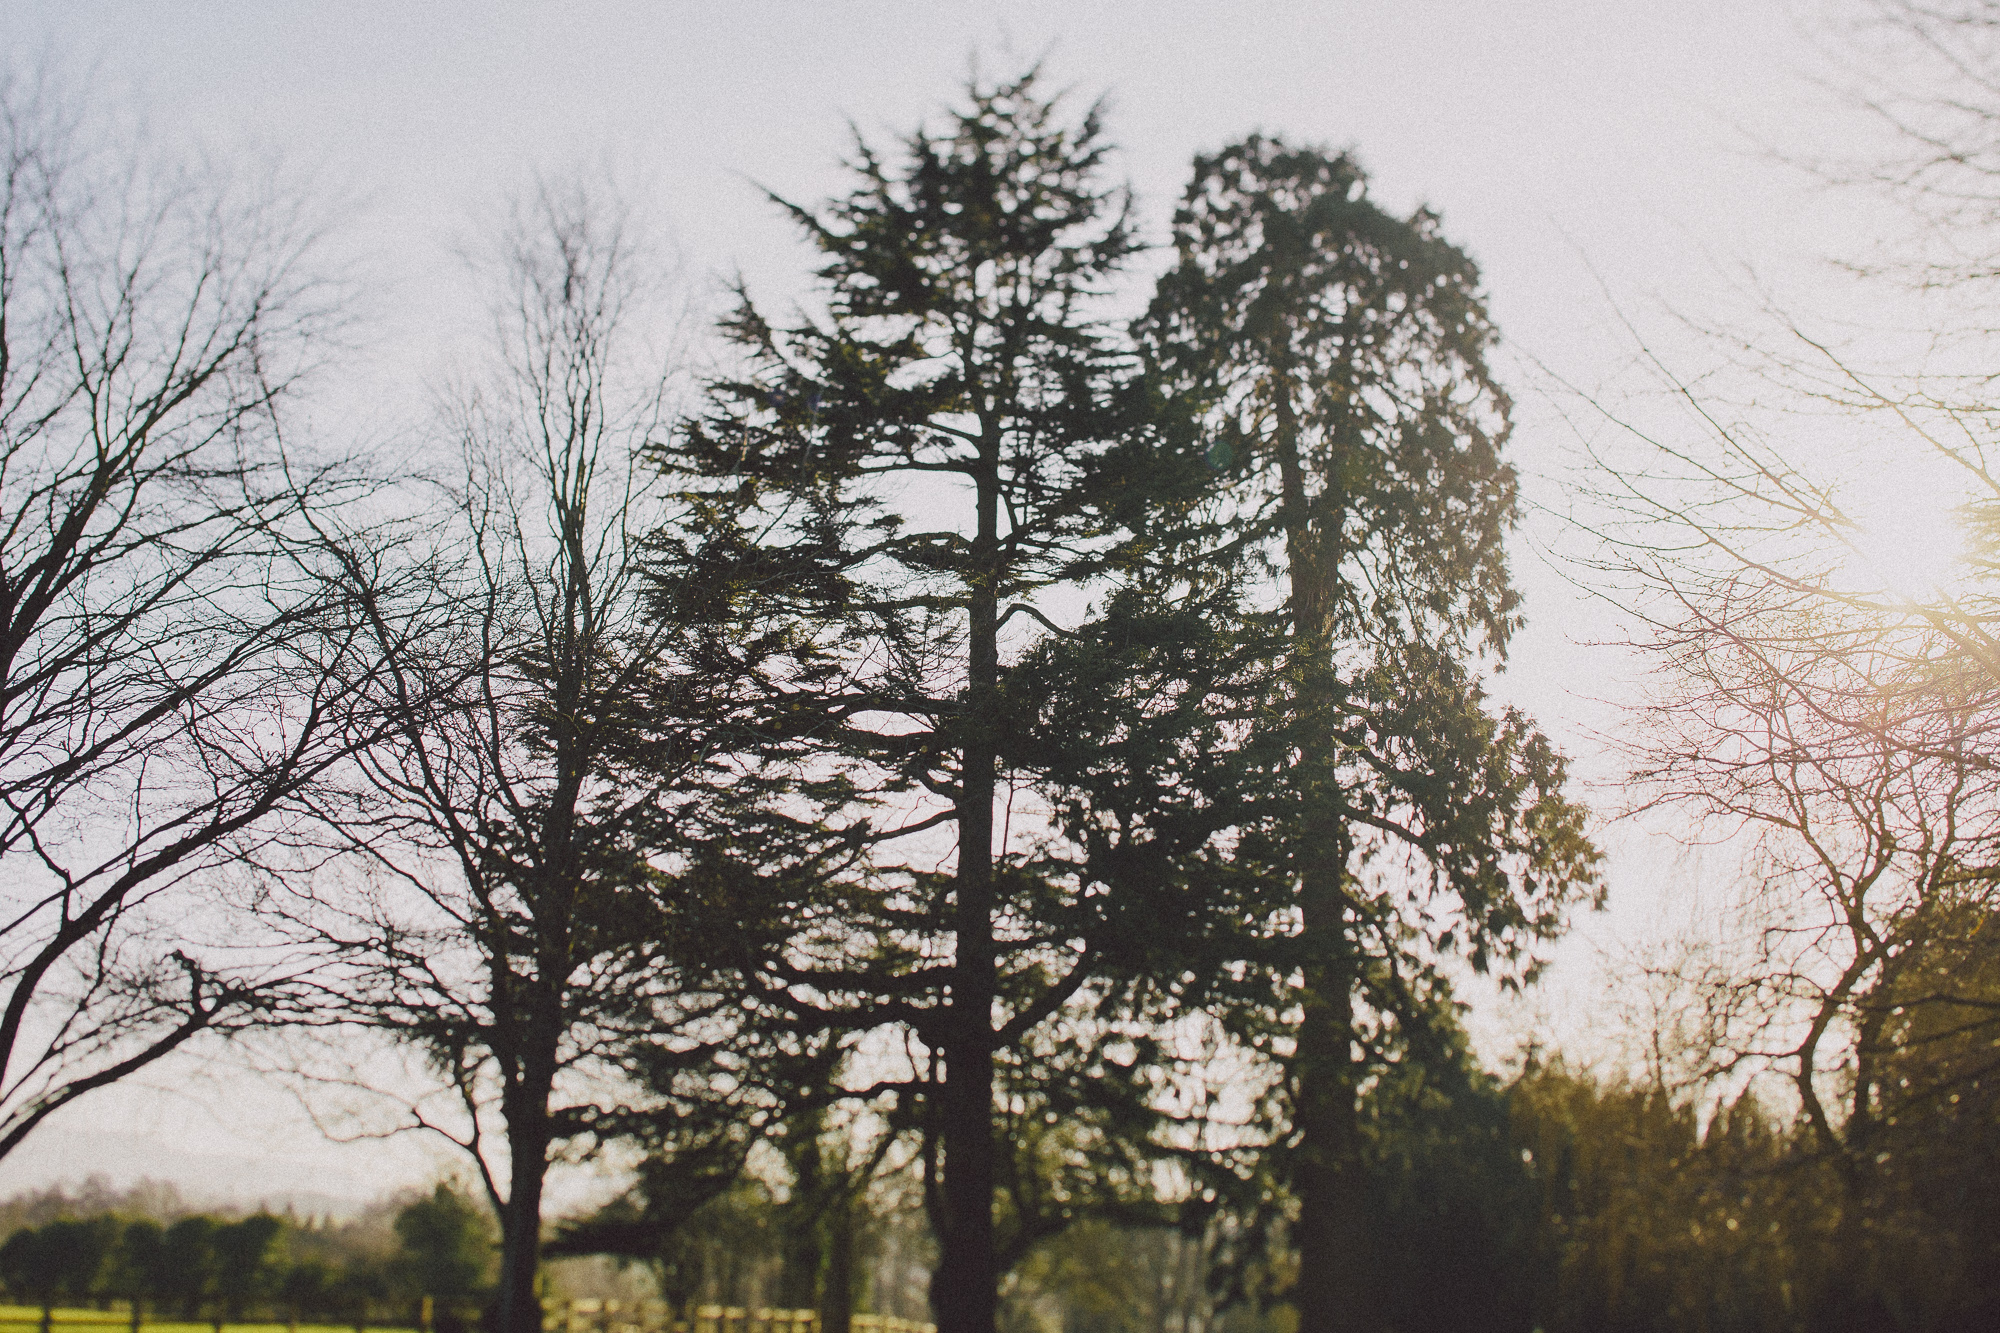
0 1306 413 1333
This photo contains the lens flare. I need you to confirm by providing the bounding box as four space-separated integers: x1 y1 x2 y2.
1839 478 1966 601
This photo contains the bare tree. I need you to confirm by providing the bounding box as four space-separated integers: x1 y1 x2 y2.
1626 571 2000 1156
1557 6 2000 1302
1561 283 2000 1126
1814 0 2000 291
285 182 842 1333
0 69 403 1158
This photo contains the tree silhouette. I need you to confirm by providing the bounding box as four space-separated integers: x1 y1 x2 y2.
677 70 1173 1333
284 181 843 1333
1139 137 1598 1333
0 68 414 1162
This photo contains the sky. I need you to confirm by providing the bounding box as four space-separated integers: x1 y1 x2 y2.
0 0 1914 1210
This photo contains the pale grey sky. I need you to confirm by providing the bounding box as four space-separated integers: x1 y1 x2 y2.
3 0 1897 1209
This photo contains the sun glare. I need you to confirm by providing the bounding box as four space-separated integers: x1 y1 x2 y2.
1838 476 1967 602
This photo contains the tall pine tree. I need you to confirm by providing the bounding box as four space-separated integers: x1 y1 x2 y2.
678 73 1173 1333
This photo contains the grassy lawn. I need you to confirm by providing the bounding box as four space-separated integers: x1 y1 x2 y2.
0 1308 412 1333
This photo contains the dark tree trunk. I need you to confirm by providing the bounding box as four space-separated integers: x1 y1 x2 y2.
1291 887 1372 1333
778 1186 820 1312
933 455 1002 1333
935 1018 996 1333
493 1056 557 1333
1275 381 1374 1333
820 1196 856 1333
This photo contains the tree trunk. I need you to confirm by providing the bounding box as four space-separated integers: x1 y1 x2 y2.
819 1196 856 1333
1291 888 1372 1333
932 453 1001 1333
494 1061 557 1333
934 1019 995 1333
778 1220 818 1311
1274 377 1373 1333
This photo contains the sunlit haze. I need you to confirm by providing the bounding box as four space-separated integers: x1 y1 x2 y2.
1842 478 1970 601
0 0 1939 1229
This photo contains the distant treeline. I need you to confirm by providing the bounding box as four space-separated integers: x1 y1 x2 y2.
0 1182 492 1332
985 1055 2000 1333
3 1036 1994 1333
1469 1063 1994 1333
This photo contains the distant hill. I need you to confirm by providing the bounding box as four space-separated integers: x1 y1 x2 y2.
0 1126 386 1221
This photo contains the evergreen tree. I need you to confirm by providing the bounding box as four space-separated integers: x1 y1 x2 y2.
1355 1023 1538 1333
111 1220 168 1321
392 1185 493 1330
771 1109 893 1333
210 1214 283 1330
159 1217 218 1321
1137 137 1600 1333
677 71 1169 1333
0 1218 116 1325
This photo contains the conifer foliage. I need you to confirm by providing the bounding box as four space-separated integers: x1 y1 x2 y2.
1 59 1600 1333
677 72 1158 1333
667 85 1598 1333
1136 138 1601 1333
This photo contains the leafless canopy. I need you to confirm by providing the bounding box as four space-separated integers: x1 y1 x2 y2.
270 181 845 1333
0 70 406 1157
1574 296 2000 1162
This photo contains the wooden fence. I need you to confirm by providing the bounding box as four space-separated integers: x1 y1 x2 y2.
543 1303 932 1333
0 1302 936 1333
0 1307 429 1333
